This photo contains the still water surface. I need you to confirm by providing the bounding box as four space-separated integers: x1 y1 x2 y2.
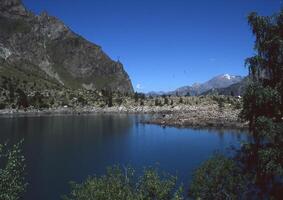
0 114 248 200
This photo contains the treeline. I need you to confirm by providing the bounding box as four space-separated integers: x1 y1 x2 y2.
0 77 242 111
0 76 133 109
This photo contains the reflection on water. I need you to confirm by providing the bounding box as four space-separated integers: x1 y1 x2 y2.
0 114 248 200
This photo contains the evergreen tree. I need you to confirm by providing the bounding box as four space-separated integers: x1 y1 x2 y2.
164 97 169 105
239 10 283 198
134 92 139 102
16 88 28 108
107 94 113 107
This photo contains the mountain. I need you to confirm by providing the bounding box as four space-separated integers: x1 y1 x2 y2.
0 0 133 93
169 74 244 96
201 77 250 96
146 91 167 97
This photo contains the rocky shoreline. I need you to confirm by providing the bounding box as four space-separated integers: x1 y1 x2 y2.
143 113 248 130
0 104 248 130
142 105 248 130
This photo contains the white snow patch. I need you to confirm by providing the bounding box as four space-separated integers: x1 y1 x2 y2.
223 74 231 80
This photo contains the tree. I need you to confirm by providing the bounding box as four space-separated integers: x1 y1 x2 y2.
215 97 225 112
134 92 139 102
190 9 283 199
185 92 190 97
0 141 27 200
139 93 146 100
164 97 169 105
8 83 15 103
107 94 113 107
16 88 28 108
30 92 48 108
242 10 283 129
155 98 161 106
239 9 283 198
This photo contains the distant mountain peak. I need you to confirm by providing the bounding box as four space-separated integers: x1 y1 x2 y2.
223 73 232 80
168 73 244 96
192 83 201 87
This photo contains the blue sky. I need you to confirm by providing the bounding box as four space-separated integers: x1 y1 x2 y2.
23 0 281 92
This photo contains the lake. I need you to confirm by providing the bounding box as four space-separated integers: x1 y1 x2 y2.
0 114 248 200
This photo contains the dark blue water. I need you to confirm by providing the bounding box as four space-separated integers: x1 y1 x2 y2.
0 114 248 200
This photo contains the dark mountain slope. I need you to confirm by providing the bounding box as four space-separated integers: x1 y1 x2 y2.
0 0 133 93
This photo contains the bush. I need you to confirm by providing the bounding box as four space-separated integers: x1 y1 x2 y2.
63 166 183 200
0 141 27 200
189 154 249 200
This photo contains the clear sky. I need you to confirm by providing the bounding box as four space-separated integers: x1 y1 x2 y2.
23 0 281 92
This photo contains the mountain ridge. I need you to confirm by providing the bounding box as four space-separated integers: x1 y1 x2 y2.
201 77 250 96
0 0 134 93
146 74 245 96
173 74 244 96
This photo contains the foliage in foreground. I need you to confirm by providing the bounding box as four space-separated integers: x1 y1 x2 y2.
63 166 183 200
189 154 250 200
0 141 27 200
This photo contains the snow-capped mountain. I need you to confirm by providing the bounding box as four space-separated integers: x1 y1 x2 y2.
170 74 244 96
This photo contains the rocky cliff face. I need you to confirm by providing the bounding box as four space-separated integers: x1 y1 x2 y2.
0 0 133 93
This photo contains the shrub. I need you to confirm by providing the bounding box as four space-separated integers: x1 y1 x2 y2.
189 154 249 200
0 141 27 200
63 166 183 200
